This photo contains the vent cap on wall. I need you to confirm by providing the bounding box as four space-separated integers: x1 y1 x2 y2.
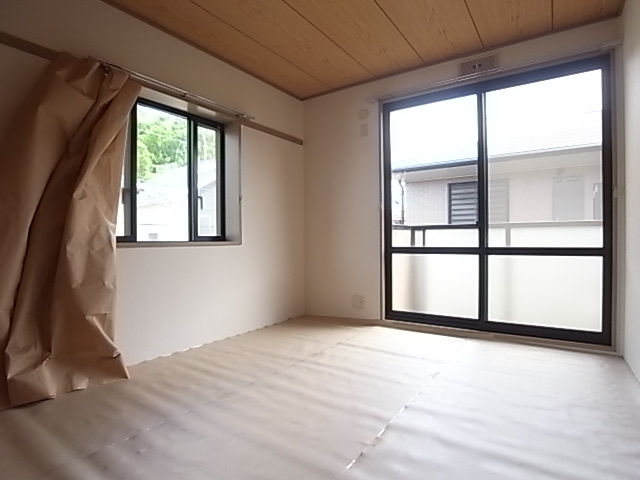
459 55 497 77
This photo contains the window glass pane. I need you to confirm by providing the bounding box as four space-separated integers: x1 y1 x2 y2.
116 171 126 237
389 95 478 246
392 253 478 319
116 124 132 238
390 95 478 170
196 125 220 237
486 70 603 247
488 256 602 331
135 104 189 242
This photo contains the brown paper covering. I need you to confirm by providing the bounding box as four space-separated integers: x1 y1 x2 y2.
1 317 639 478
0 52 141 409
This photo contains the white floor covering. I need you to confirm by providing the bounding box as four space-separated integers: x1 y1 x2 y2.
1 316 639 479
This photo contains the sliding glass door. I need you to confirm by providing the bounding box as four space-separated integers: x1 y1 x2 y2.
383 55 613 345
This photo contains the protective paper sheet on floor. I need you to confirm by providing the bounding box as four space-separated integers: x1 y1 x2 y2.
0 317 639 479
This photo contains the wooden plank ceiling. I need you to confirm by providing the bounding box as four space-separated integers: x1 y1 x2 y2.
103 0 625 99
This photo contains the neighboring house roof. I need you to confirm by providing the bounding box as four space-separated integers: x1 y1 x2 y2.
138 161 217 207
392 110 602 172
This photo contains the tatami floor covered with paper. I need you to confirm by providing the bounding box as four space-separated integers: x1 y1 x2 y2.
1 317 639 480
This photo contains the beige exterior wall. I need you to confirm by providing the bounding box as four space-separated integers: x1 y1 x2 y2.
403 150 602 225
405 179 449 225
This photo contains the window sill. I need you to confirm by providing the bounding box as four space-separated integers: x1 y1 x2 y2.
116 240 242 248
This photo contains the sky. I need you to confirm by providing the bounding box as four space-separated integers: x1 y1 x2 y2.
389 69 603 170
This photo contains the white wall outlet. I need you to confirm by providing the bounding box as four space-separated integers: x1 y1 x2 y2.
352 294 365 310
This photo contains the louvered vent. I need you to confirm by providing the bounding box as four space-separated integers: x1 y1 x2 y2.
459 55 498 77
448 182 478 225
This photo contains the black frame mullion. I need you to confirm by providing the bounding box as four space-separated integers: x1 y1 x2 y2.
600 54 614 346
188 120 197 241
383 102 394 320
217 126 227 240
477 92 489 326
384 54 614 346
130 106 138 241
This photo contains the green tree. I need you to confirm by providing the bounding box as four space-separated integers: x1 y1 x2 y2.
136 107 188 181
136 141 154 181
197 127 217 164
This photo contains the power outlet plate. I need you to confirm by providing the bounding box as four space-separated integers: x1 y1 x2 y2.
352 294 365 310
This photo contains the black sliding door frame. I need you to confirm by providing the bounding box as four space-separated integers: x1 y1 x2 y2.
383 54 614 346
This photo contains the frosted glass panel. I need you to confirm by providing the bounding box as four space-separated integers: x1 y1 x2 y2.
488 256 602 331
392 254 478 319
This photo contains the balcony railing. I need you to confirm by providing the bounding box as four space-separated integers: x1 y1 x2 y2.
392 220 603 248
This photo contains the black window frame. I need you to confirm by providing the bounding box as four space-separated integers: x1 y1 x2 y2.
383 54 614 346
118 98 226 243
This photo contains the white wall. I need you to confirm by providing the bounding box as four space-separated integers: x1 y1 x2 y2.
0 0 305 364
304 19 622 321
116 127 305 364
0 0 302 139
623 0 640 380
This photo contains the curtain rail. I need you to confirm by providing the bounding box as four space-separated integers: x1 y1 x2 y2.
0 31 57 61
0 31 303 146
92 57 254 121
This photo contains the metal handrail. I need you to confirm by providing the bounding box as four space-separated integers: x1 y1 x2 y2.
392 220 603 247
